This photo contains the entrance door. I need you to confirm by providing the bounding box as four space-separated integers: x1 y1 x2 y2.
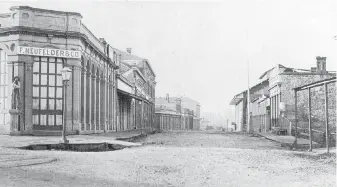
32 57 64 130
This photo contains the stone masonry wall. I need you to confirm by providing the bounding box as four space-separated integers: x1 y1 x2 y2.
280 73 336 145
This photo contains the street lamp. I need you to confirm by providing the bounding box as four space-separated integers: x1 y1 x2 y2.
60 66 72 144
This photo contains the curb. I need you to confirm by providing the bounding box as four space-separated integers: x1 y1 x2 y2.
255 133 324 150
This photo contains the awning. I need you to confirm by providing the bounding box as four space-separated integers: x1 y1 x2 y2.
229 97 243 105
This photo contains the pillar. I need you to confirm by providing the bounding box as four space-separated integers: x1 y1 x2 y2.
91 73 96 131
96 75 100 130
86 71 91 131
81 68 87 131
72 65 81 132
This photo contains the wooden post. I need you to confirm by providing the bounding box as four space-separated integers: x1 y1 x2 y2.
294 90 298 149
308 88 312 151
324 83 329 153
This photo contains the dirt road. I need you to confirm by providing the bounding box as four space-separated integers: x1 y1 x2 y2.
0 131 335 187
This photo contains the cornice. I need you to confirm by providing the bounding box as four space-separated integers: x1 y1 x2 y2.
0 26 119 69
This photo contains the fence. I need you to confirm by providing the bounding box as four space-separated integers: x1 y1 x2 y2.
294 77 336 152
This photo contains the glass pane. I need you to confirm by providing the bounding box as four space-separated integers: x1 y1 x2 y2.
56 76 62 86
33 87 39 97
32 115 39 125
49 62 55 74
56 63 63 73
41 62 47 73
48 87 55 98
56 115 62 125
56 99 62 110
49 57 56 63
3 73 6 85
33 74 39 85
57 58 63 63
49 75 55 86
56 88 62 98
32 99 39 109
33 62 40 72
41 99 47 110
49 99 55 110
41 75 47 85
40 87 47 98
0 74 4 85
33 57 40 62
40 115 47 125
41 57 48 62
48 115 55 126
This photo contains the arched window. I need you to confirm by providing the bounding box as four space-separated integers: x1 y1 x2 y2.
32 57 64 127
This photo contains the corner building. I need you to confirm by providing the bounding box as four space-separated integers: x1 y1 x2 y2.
0 6 119 135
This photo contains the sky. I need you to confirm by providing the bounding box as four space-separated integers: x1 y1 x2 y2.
0 0 336 121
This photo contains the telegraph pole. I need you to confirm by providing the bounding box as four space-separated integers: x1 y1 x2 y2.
247 60 251 133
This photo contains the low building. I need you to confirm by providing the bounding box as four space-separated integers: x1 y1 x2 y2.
260 57 335 134
155 95 201 130
230 80 269 132
230 56 336 134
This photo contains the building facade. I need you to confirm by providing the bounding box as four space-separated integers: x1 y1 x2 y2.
0 6 156 135
230 57 336 134
115 48 156 132
155 95 201 131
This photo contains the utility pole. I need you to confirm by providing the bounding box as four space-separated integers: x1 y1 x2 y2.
245 29 251 134
247 60 251 133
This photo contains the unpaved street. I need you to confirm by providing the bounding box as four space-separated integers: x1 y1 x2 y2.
1 131 335 187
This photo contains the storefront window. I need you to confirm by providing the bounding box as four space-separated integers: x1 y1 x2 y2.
32 57 63 126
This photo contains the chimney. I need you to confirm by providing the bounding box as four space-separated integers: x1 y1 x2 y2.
126 48 132 54
316 56 327 72
99 38 107 45
310 67 317 73
166 94 170 103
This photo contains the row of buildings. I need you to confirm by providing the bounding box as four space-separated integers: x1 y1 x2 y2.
155 94 201 131
230 57 336 143
0 6 156 135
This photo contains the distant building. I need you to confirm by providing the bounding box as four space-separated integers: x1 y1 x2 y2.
155 94 201 130
114 47 156 131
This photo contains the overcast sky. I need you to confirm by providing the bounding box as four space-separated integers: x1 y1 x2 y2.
1 0 336 120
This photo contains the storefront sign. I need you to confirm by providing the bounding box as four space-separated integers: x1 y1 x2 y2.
17 46 81 59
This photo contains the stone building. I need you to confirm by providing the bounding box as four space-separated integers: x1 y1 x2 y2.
114 47 156 132
0 6 156 135
259 57 336 134
230 56 336 134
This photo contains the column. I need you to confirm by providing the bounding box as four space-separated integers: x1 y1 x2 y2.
96 75 100 130
91 73 96 131
24 62 33 132
109 78 113 131
81 68 87 131
86 71 91 131
72 65 82 132
100 76 105 131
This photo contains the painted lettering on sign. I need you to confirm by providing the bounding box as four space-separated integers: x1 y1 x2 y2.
17 46 81 59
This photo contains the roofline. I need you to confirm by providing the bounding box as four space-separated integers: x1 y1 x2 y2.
10 6 82 18
134 68 147 82
143 59 156 77
294 77 336 91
